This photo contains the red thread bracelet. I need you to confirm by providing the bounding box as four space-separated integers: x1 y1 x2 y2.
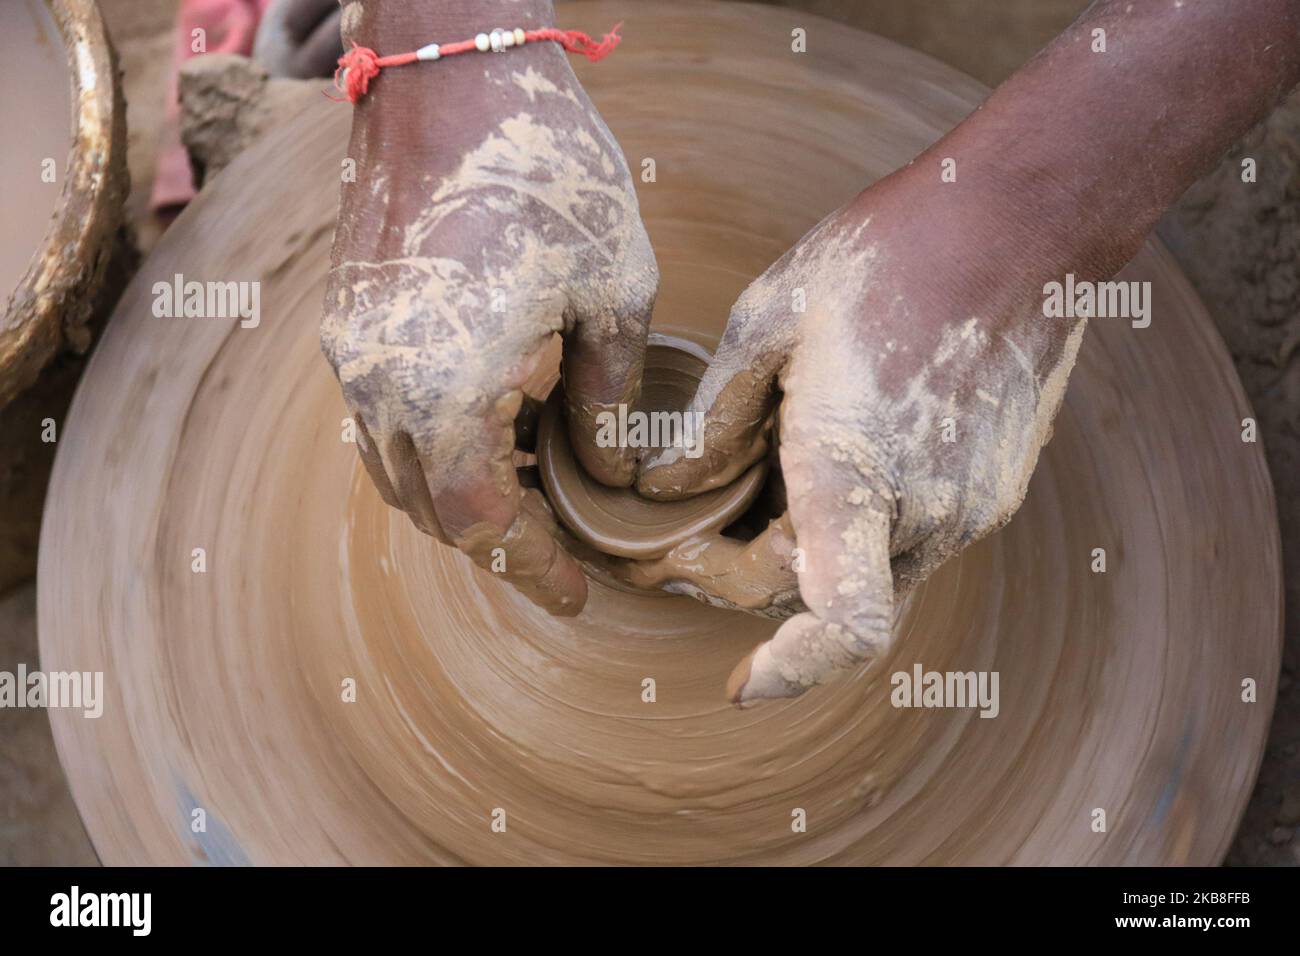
329 23 623 104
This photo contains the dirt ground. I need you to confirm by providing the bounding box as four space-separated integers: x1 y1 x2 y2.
3 0 1296 866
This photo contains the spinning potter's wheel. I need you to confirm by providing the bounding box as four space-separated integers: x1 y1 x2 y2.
40 2 1280 864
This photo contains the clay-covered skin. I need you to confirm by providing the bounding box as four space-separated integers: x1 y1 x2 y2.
643 0 1300 703
640 182 1087 704
321 0 659 617
537 336 767 560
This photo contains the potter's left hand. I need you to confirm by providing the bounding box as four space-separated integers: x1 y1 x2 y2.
638 0 1300 704
637 175 1082 703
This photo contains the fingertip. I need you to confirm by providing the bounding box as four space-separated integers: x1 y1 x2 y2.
725 645 759 704
543 549 589 617
734 619 828 703
634 454 698 501
553 599 585 618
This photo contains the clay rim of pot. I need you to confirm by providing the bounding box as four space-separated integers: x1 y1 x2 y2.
0 0 128 411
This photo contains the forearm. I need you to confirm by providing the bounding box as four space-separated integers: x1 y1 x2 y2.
900 0 1300 292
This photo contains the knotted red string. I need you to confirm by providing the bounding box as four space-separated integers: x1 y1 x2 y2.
328 46 417 103
328 23 622 104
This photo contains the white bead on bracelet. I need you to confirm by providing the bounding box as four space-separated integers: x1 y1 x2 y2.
422 27 528 61
474 28 530 54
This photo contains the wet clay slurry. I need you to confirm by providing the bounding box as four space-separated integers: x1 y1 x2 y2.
0 1 71 299
40 3 1279 864
538 334 768 560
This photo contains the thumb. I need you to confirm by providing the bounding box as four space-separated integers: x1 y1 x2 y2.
636 300 790 500
726 426 897 703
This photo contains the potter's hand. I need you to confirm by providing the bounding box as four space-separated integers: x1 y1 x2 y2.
638 181 1081 701
322 2 658 616
639 0 1300 703
254 0 344 79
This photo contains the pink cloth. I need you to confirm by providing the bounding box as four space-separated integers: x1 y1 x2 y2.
151 0 274 212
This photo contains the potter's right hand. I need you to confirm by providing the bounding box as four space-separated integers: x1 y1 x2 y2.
321 1 658 616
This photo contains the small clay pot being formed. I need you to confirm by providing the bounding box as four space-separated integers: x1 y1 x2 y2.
537 335 767 560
